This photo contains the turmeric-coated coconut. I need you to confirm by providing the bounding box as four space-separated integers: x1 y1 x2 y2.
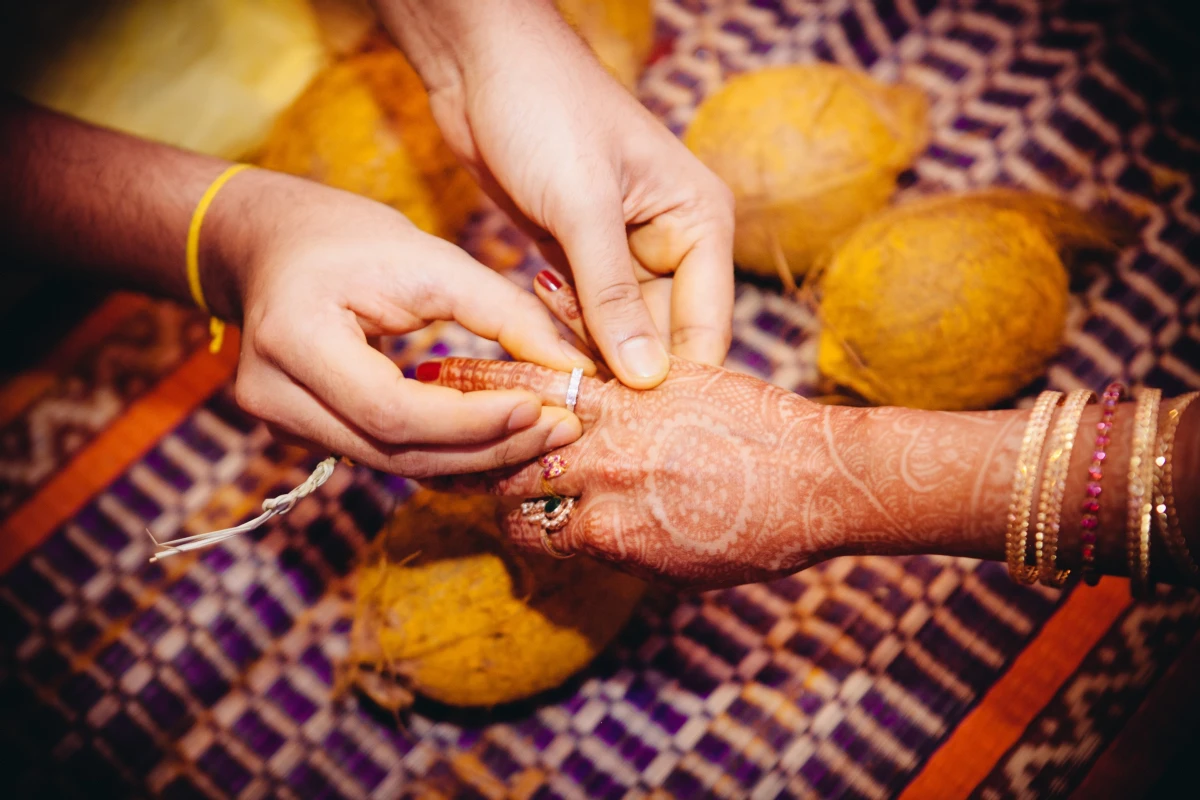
7 0 325 160
816 190 1117 411
348 491 646 709
256 48 481 241
684 64 929 277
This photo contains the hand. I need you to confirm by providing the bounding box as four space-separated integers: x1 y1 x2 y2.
384 1 736 388
419 354 844 591
210 169 596 478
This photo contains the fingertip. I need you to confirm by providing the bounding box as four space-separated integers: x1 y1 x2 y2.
544 408 583 448
415 360 442 383
615 335 670 388
536 269 563 292
507 396 542 431
558 340 597 374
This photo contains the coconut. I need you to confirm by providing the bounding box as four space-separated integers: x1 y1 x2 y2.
5 0 326 161
683 64 929 277
815 190 1118 411
347 491 646 709
255 46 482 241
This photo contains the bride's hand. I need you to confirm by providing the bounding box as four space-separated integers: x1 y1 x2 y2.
418 351 852 590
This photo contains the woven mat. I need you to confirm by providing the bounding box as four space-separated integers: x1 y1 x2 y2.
3 1 1200 798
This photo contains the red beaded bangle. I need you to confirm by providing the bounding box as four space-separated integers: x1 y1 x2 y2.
1082 382 1125 586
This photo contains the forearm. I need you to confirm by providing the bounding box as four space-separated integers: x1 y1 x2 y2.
0 95 253 319
372 0 571 92
822 397 1199 584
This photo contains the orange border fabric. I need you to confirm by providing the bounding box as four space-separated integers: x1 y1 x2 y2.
1069 628 1200 799
0 328 238 573
899 577 1132 800
0 292 154 427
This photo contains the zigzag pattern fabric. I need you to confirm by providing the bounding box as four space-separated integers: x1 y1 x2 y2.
0 1 1197 797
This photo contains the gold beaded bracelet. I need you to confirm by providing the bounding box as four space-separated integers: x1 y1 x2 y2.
1035 389 1096 588
1127 387 1163 598
1154 392 1199 581
1006 391 1063 584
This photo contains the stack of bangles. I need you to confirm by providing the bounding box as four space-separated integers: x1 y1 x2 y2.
521 368 585 559
1005 383 1199 596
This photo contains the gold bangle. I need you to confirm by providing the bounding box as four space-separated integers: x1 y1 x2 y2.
1006 391 1063 584
1154 392 1200 581
1128 387 1163 598
1035 389 1096 587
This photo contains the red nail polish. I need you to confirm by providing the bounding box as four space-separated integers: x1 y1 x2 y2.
536 270 562 291
415 361 442 382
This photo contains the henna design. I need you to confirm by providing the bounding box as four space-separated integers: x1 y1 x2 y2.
438 350 1035 589
558 288 582 321
436 353 1022 589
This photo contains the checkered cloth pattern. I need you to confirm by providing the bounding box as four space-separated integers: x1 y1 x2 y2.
2 1 1200 798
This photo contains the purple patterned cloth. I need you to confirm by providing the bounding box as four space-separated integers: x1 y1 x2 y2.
2 1 1200 798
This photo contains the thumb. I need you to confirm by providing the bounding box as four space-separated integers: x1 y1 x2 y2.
554 188 669 389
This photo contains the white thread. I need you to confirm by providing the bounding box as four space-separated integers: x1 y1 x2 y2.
146 456 338 562
565 367 583 414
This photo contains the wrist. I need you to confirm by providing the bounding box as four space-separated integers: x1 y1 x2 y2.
375 0 568 93
199 167 292 324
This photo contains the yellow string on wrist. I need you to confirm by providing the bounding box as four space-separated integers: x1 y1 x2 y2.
187 163 252 354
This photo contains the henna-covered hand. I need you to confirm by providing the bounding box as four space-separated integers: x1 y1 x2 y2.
422 353 851 589
421 274 1031 589
422 346 1033 590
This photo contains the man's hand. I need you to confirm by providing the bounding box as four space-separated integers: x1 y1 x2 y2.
378 0 736 389
211 170 594 477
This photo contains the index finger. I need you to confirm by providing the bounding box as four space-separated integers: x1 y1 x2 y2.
267 318 544 446
419 357 605 424
554 185 670 389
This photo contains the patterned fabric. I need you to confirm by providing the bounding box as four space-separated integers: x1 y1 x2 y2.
0 300 205 515
976 589 1200 798
1 1 1199 798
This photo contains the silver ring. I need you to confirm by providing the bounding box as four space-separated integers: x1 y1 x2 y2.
565 367 583 413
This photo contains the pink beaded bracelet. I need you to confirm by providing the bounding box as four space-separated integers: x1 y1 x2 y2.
1082 382 1125 586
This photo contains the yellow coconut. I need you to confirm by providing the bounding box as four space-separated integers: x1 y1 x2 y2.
256 46 482 240
348 491 646 709
3 0 326 160
556 0 655 90
816 190 1118 411
684 64 929 277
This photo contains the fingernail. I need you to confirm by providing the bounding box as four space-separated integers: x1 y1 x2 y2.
619 335 669 381
415 361 441 382
536 270 562 291
559 338 595 371
507 400 540 431
546 416 581 448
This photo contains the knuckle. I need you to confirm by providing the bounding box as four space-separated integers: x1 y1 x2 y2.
712 178 736 217
233 377 270 420
363 392 412 443
485 438 532 471
589 280 644 316
250 309 294 362
671 323 733 353
389 452 429 479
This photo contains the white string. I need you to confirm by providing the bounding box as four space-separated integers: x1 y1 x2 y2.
146 456 338 563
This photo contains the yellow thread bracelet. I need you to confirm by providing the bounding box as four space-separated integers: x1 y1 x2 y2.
187 164 252 354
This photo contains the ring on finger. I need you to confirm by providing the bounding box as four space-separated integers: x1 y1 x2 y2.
519 495 576 559
539 453 568 498
539 527 573 559
565 367 583 414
